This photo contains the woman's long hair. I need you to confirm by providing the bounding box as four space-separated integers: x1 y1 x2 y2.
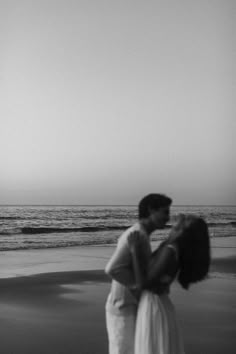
176 216 210 289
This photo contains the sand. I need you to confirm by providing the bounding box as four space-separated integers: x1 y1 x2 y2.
0 244 235 354
0 270 110 354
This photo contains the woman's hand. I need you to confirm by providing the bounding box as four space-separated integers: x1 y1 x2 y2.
168 214 186 243
127 231 142 252
128 231 145 291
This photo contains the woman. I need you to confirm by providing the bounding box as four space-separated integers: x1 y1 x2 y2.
129 215 210 354
105 194 172 354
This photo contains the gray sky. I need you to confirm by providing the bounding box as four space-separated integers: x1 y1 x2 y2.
1 0 235 205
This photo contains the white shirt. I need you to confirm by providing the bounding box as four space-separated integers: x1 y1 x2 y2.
105 223 151 315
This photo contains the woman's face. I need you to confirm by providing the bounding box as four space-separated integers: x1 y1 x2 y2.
168 214 188 242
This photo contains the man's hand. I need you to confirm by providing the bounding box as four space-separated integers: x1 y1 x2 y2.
127 231 142 252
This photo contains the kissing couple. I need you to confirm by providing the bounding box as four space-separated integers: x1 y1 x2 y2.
105 193 210 354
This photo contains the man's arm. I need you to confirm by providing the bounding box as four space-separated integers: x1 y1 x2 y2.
105 238 135 286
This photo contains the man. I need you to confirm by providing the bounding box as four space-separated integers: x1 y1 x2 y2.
105 193 172 354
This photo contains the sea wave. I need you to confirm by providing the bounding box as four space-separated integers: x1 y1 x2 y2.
21 226 131 234
0 226 130 236
0 216 23 220
0 238 117 251
0 221 235 236
209 272 236 280
208 221 236 227
0 226 131 235
0 215 133 221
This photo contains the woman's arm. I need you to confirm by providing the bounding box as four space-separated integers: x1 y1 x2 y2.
130 243 144 289
128 232 146 299
145 216 184 289
146 245 177 287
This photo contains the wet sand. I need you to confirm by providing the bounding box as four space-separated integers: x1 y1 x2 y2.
0 270 109 354
0 245 235 354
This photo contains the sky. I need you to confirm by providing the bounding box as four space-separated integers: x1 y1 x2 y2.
0 0 235 205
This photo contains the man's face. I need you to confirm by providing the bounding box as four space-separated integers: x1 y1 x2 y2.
149 206 170 229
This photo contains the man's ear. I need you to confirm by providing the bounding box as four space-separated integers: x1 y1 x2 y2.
147 207 153 217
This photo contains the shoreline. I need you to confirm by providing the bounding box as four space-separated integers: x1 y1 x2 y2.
0 253 235 286
0 236 236 279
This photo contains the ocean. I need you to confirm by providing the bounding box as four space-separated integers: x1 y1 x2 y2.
0 205 235 252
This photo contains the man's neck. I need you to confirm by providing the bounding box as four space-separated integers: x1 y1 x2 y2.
139 219 154 236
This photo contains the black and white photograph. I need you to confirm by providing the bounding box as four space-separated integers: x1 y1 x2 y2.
0 1 235 353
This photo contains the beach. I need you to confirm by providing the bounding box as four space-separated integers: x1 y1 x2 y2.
0 239 235 354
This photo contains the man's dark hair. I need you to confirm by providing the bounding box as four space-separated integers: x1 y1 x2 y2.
138 193 172 219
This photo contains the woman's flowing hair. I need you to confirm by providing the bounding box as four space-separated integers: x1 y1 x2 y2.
176 216 211 289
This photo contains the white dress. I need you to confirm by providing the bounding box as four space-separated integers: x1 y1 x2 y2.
134 246 185 354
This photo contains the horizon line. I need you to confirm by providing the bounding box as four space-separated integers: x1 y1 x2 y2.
0 204 235 207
